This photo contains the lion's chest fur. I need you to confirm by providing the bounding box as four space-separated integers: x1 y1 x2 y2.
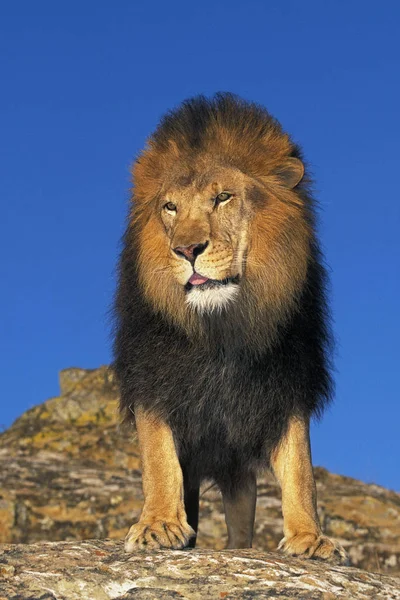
115 258 331 491
118 312 322 490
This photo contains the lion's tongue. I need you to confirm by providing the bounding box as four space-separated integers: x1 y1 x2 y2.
189 273 209 285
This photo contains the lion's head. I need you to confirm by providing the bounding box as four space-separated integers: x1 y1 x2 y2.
130 94 314 343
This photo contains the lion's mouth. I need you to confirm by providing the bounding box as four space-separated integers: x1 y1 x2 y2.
185 273 240 292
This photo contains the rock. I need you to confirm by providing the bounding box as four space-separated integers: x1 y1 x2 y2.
0 366 400 580
0 539 399 599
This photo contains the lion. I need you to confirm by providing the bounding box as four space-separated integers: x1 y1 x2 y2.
113 93 347 563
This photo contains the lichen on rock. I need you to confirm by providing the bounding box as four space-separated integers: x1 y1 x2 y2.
0 540 399 599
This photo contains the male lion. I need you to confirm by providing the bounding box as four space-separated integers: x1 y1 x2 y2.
113 93 347 563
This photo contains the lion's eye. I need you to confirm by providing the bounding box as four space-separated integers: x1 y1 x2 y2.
215 192 232 204
164 202 177 213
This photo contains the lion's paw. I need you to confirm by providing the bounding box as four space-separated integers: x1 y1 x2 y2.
125 519 195 552
278 533 349 565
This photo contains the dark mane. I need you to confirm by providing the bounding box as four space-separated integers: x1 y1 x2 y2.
143 93 307 189
153 93 279 150
113 93 333 494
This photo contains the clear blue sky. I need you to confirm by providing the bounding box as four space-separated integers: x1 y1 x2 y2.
1 1 399 490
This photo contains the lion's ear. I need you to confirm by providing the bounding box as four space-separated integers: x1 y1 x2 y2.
275 157 304 189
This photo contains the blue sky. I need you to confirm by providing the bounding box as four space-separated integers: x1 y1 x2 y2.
0 1 399 490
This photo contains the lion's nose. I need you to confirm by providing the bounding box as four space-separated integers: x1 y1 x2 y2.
173 241 209 263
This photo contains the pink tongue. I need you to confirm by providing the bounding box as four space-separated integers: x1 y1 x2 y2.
189 273 209 285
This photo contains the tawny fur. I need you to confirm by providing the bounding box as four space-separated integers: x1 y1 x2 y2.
113 94 347 564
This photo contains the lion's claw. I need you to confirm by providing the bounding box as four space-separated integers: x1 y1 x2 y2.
278 533 349 565
125 519 195 552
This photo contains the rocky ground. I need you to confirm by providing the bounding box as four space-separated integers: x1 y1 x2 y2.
0 366 399 598
1 539 400 599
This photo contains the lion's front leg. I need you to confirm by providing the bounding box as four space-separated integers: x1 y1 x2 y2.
271 416 348 565
125 408 195 552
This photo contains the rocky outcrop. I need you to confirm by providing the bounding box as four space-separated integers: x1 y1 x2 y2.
1 539 399 599
0 366 400 581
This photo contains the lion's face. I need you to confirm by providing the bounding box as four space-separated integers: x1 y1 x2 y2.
159 166 251 313
134 157 307 324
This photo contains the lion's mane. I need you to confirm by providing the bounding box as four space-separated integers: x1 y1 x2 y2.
114 94 333 493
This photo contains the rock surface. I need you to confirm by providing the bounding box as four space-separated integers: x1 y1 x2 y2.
1 539 399 599
0 366 400 585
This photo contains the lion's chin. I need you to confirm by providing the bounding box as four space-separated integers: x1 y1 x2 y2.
185 279 240 314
